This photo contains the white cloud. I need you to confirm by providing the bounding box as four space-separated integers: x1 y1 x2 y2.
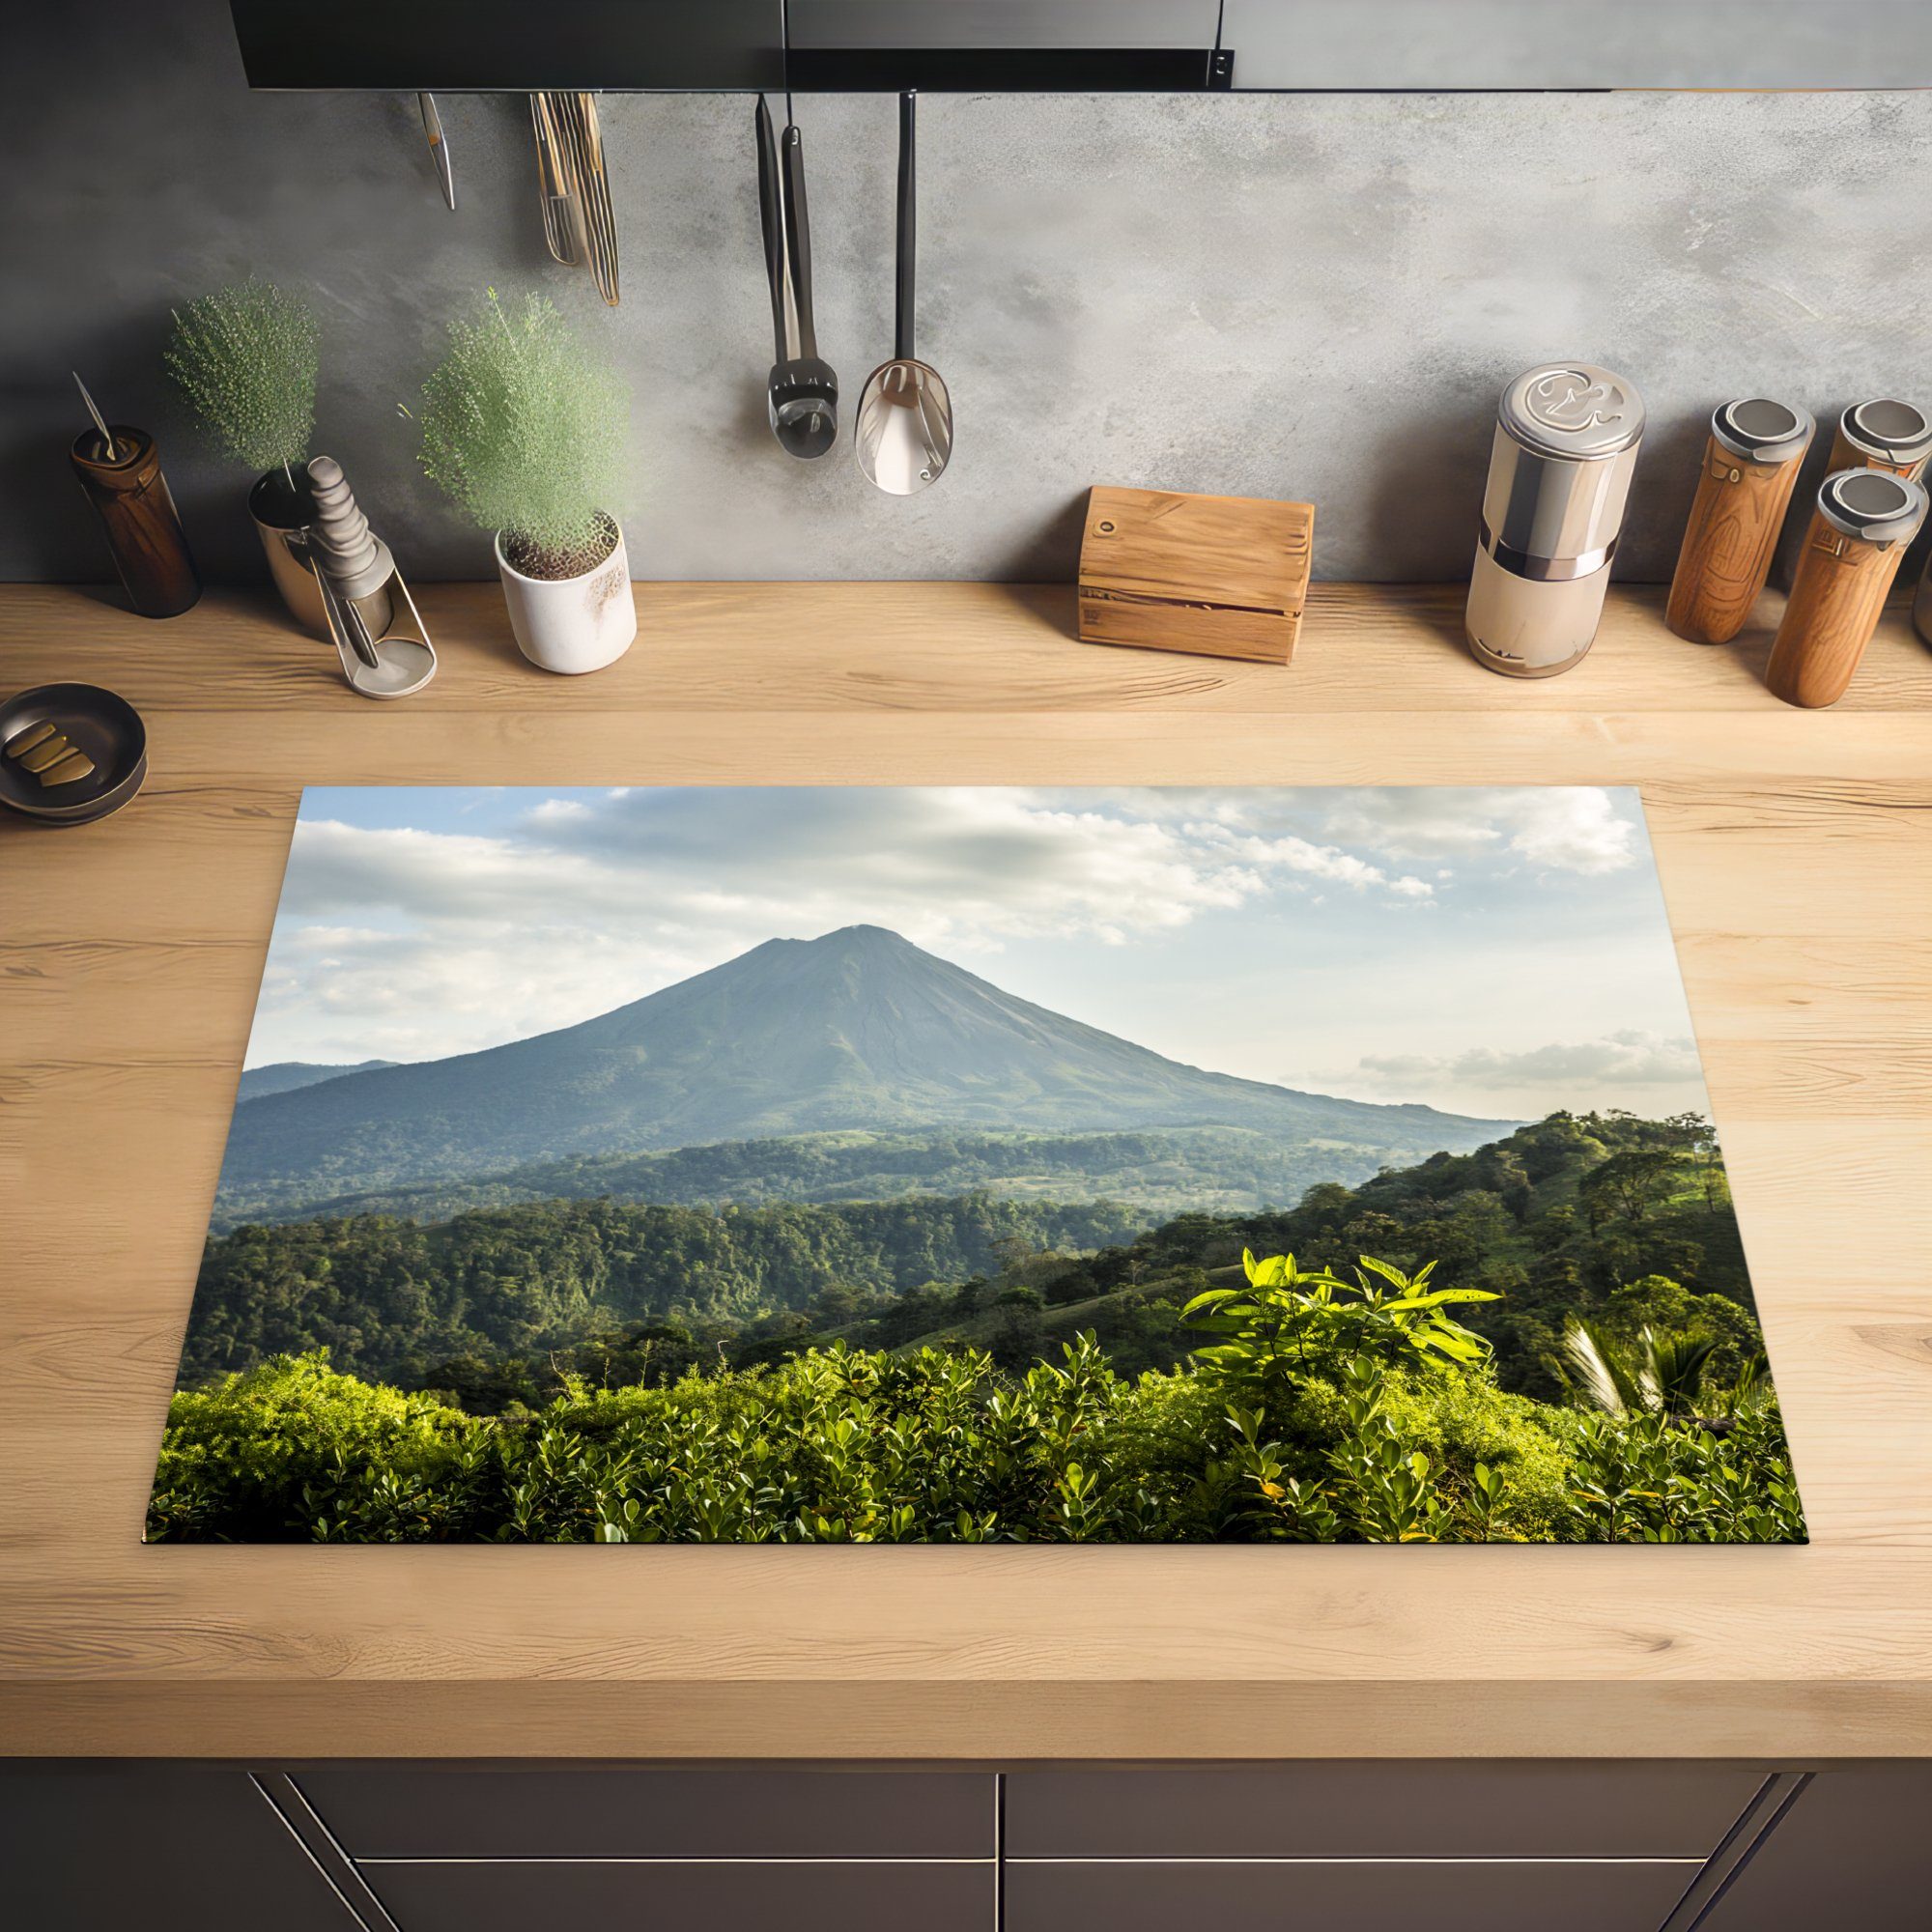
1354 1031 1703 1093
242 787 1673 1077
254 789 1435 1065
1313 1030 1709 1118
1318 786 1638 875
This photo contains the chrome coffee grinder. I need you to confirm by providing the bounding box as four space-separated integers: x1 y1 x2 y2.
1465 363 1645 677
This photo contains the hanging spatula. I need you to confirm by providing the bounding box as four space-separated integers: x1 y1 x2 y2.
530 93 583 267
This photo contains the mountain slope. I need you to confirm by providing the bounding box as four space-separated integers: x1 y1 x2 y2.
237 1060 396 1102
217 925 1511 1209
209 1124 1472 1235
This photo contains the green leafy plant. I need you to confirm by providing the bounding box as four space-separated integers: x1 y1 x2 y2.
1182 1249 1499 1408
164 279 319 482
1563 1317 1719 1421
414 288 630 579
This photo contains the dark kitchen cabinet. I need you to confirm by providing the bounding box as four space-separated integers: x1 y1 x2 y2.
298 1762 994 1859
1690 1765 1932 1932
8 1759 1932 1931
0 1764 358 1932
1004 1762 1762 1860
362 1861 994 1932
1004 1858 1697 1932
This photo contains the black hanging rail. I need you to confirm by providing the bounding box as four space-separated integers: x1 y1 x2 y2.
227 0 1233 94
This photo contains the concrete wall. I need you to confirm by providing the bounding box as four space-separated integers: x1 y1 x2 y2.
9 1 1931 584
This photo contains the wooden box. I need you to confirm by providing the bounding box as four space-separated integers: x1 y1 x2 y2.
1075 485 1315 666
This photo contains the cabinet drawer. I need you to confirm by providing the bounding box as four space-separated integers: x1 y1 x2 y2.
1005 1763 1760 1860
1006 1859 1697 1932
298 1766 993 1860
1694 1766 1932 1930
0 1765 357 1932
364 1860 993 1932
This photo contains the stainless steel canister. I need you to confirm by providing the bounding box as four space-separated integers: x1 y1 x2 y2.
1466 362 1646 677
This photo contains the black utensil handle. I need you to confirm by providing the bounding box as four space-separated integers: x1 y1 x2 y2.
895 90 917 363
781 124 817 360
754 96 789 363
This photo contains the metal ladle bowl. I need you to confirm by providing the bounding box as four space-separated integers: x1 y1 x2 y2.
856 91 952 496
856 357 952 495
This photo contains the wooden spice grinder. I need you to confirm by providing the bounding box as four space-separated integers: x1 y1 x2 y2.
1764 469 1928 709
1665 398 1812 645
68 425 200 619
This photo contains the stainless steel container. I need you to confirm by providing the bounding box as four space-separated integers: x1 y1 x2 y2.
1466 362 1645 677
248 469 328 637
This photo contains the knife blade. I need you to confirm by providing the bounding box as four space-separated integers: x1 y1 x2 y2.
418 92 456 212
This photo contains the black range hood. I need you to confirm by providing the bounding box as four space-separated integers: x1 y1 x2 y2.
228 0 1932 94
228 1 1231 94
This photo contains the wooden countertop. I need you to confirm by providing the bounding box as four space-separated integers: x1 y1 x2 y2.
3 578 1931 1761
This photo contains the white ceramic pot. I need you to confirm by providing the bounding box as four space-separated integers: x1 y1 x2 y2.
494 520 637 674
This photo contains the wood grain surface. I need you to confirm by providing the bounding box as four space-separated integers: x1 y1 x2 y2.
1766 507 1919 708
1077 487 1313 664
2 579 1930 1760
1665 435 1808 647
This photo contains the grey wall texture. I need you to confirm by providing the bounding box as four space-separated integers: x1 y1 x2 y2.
8 1 1932 585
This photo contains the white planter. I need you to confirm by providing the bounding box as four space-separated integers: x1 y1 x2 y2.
495 521 637 674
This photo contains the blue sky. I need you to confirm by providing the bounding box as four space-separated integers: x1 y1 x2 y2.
248 784 1710 1121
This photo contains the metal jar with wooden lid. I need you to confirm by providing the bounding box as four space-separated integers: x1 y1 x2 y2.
1465 362 1645 677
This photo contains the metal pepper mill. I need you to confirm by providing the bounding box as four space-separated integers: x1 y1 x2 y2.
305 456 437 698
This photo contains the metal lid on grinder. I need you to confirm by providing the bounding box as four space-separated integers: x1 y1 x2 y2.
1837 398 1932 469
1714 397 1813 464
1499 363 1645 461
1817 468 1929 545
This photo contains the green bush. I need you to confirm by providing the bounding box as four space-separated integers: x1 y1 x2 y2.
165 279 319 479
415 288 629 576
148 1294 1804 1548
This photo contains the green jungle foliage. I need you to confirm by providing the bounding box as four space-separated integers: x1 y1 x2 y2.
149 1244 1803 1546
179 1194 1149 1390
181 1111 1760 1415
211 1123 1433 1235
155 1114 1803 1545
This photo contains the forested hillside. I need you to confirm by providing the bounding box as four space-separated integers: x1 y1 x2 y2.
210 1122 1471 1235
179 1111 1758 1414
179 1193 1147 1389
155 1109 1804 1546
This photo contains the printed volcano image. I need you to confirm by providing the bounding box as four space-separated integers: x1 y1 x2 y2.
218 922 1506 1216
153 785 1804 1549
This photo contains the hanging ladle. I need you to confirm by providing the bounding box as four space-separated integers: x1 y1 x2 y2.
856 91 952 495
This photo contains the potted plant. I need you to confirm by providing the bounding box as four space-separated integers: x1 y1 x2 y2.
415 289 635 674
165 279 323 632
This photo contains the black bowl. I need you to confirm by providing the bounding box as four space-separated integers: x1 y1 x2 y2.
0 682 147 827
